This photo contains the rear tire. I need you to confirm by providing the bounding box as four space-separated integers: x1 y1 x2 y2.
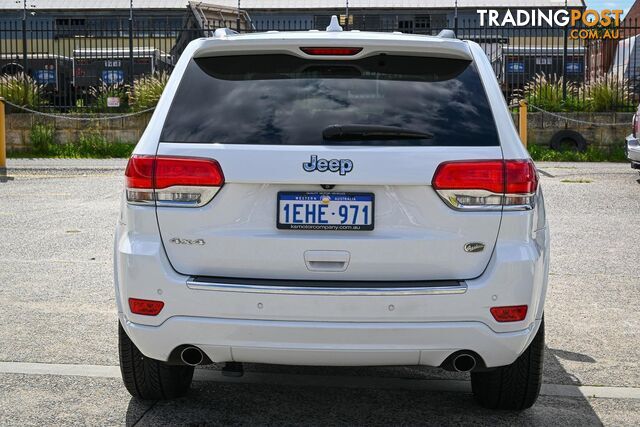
118 322 194 400
471 318 544 410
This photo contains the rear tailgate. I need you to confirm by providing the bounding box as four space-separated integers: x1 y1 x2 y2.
156 144 502 281
153 43 504 282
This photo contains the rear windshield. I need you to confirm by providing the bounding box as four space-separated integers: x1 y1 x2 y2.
160 54 499 146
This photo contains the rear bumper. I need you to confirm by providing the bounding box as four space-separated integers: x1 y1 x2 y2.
120 314 541 368
627 135 640 165
114 203 549 369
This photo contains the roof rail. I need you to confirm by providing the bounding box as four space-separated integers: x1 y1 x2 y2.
438 29 456 39
213 28 239 38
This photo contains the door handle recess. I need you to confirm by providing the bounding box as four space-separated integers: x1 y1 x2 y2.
304 250 350 272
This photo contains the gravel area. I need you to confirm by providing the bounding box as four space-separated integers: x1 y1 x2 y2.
0 160 638 425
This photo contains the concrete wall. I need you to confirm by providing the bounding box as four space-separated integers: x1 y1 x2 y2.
5 111 632 152
512 112 633 148
5 113 153 151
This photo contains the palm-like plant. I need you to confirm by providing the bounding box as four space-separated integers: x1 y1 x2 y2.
580 75 631 112
0 73 45 108
521 72 580 112
88 80 130 113
128 72 170 111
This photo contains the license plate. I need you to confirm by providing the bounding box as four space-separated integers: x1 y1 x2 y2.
277 192 374 231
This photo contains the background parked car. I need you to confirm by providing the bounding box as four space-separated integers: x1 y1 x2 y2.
627 106 640 171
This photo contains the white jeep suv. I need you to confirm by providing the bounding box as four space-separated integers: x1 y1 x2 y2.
115 22 549 410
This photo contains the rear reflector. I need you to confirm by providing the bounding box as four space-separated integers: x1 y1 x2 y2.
300 47 363 56
125 155 224 207
490 305 528 322
129 298 164 316
432 159 538 210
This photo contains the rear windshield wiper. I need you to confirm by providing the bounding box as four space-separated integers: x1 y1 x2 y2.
322 124 433 141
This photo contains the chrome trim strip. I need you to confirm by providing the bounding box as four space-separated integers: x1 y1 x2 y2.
127 186 220 207
156 185 220 208
435 189 535 211
186 279 467 296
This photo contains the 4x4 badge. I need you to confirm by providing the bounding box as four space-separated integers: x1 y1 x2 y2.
171 238 205 246
303 155 353 175
464 242 485 253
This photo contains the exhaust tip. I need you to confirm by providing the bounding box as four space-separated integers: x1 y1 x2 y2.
180 346 204 366
452 353 477 372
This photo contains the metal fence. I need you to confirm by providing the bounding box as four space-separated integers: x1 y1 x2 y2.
453 19 640 113
0 15 638 112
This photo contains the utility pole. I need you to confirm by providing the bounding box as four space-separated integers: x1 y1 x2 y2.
562 0 568 101
345 0 349 30
454 0 458 34
129 0 134 86
237 0 241 32
21 0 27 80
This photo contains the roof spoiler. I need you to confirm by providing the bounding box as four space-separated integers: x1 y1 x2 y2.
195 28 472 62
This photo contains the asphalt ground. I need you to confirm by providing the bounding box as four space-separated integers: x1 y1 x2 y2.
0 159 639 426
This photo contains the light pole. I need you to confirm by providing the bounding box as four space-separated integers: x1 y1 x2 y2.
129 0 134 86
18 0 28 79
16 0 36 80
562 0 568 101
345 0 349 30
237 0 241 32
454 0 458 34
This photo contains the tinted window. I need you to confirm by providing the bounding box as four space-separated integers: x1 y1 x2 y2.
161 54 499 146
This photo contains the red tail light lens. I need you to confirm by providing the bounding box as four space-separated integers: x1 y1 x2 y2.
125 155 154 189
490 305 528 322
505 160 538 194
432 159 538 211
432 160 504 193
300 47 363 56
125 155 224 207
129 298 164 316
634 114 639 138
155 157 224 189
125 155 156 204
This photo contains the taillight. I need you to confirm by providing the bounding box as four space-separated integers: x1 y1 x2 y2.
300 47 363 56
633 114 639 138
432 159 538 211
490 305 528 322
124 155 155 204
125 155 224 207
129 298 164 316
